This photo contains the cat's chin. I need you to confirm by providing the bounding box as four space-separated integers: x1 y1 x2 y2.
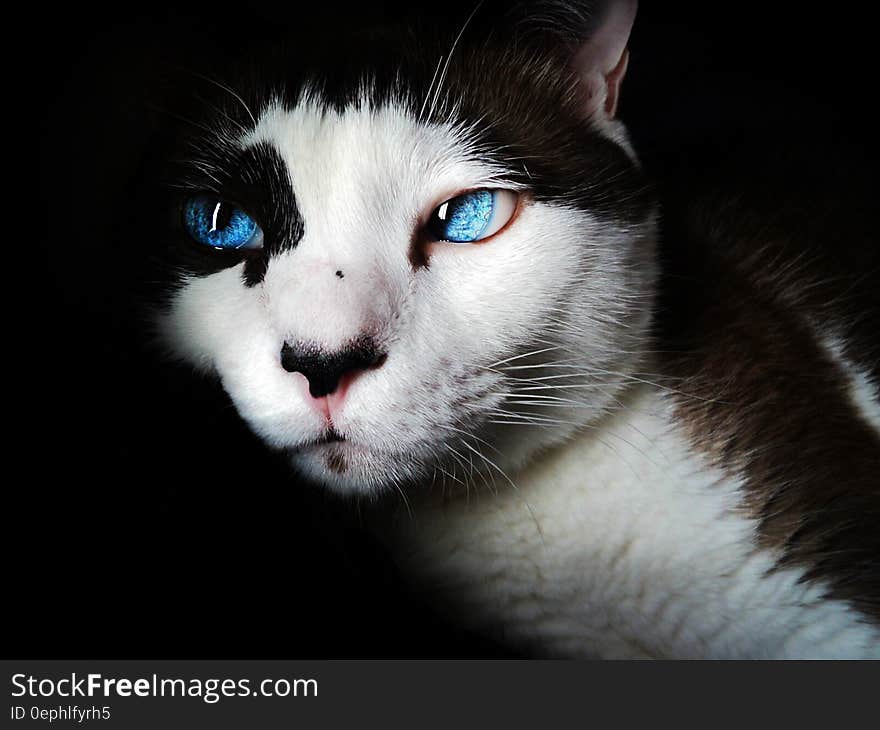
289 439 424 497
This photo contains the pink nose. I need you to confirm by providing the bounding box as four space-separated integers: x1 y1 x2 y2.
305 369 361 421
281 339 387 422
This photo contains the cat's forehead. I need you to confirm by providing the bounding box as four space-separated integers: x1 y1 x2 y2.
242 96 515 216
173 29 652 240
187 37 568 185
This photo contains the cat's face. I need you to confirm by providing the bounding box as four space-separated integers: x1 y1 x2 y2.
159 2 656 495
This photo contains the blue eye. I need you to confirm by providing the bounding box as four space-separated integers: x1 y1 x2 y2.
428 189 518 243
183 195 264 250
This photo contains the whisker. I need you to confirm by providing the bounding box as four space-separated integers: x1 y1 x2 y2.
427 1 484 120
457 438 544 542
186 69 258 127
486 346 565 369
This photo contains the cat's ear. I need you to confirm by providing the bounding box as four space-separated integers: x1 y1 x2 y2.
570 0 637 119
506 0 638 120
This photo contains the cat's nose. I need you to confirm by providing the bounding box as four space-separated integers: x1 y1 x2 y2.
280 339 386 398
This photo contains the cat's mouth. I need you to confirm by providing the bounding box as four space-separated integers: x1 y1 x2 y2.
288 426 428 492
296 427 346 447
316 427 346 444
290 430 390 487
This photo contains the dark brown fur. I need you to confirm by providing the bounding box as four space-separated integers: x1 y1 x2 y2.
656 150 880 623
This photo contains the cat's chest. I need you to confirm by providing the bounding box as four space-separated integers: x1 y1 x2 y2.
390 387 880 659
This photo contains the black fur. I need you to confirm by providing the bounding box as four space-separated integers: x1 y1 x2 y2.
169 137 303 287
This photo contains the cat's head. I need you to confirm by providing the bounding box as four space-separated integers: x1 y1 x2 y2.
157 0 657 496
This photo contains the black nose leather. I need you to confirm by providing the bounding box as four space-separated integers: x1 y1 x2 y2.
280 339 385 398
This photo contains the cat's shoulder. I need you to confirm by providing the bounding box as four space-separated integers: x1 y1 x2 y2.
650 139 880 626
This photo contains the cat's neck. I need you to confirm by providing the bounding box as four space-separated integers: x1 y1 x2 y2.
384 383 880 659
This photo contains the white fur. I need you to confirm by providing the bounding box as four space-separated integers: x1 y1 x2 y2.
389 385 880 659
162 95 878 658
820 335 880 438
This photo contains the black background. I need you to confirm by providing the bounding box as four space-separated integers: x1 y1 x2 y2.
16 2 877 657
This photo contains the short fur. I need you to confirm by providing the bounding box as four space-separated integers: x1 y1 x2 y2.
155 1 880 657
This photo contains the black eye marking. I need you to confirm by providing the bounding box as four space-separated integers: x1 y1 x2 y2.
235 141 303 287
335 270 344 279
174 140 303 288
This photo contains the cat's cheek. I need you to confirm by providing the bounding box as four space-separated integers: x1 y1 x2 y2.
160 267 261 370
160 268 321 446
218 361 323 452
423 217 576 337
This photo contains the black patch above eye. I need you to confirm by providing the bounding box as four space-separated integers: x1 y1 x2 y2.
172 141 304 287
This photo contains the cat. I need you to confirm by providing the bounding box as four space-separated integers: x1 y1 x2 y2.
154 0 880 658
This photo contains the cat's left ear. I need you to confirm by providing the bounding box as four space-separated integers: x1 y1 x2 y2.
570 0 637 119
